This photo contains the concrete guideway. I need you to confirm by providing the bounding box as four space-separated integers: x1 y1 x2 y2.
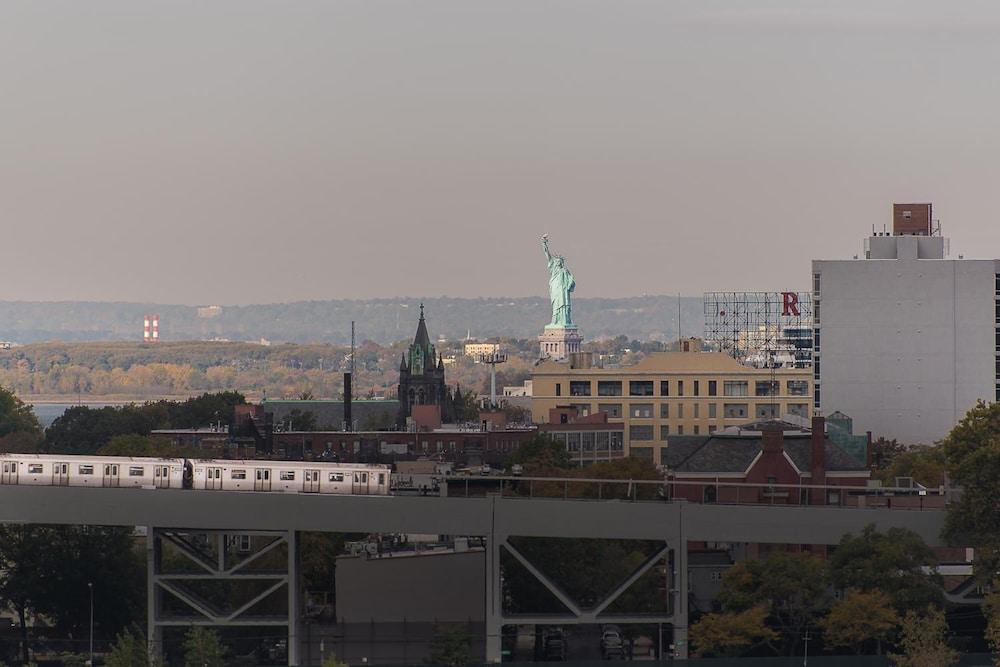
0 486 947 664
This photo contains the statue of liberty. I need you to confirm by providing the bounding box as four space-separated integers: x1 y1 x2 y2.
542 234 575 328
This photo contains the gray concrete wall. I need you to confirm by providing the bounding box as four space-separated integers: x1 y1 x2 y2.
814 246 997 443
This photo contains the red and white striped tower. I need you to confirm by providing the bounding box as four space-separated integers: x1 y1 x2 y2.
143 314 160 343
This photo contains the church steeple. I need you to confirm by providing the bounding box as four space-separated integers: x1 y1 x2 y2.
413 303 431 349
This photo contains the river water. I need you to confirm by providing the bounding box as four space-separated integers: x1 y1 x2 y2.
29 402 117 428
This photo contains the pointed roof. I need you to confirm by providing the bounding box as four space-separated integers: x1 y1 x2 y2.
399 353 408 372
413 303 431 349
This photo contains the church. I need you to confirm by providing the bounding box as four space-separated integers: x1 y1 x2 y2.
396 305 459 426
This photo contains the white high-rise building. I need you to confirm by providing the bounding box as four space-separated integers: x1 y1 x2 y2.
813 204 1000 444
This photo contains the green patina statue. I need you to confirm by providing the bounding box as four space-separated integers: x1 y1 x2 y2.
542 234 575 328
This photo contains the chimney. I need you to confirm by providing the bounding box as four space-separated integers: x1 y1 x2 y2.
343 372 353 432
810 416 827 504
761 424 784 453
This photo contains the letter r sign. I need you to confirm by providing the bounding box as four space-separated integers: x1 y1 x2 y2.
782 292 800 317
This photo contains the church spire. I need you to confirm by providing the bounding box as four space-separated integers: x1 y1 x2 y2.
412 302 431 349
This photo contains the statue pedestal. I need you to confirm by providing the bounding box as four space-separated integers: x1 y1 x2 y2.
539 326 583 361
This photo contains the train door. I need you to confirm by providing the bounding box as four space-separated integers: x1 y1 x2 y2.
375 471 387 495
205 467 222 490
102 463 120 488
303 470 320 493
254 468 271 492
52 462 69 486
352 471 370 495
154 465 171 489
1 461 17 485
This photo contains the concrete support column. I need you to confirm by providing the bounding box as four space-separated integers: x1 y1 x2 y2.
146 527 163 664
673 514 689 660
484 498 504 663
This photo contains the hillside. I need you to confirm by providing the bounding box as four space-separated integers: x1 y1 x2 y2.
0 296 705 345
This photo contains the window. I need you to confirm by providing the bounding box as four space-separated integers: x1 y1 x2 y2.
724 381 748 397
28 464 43 474
708 403 717 418
567 433 581 452
629 380 654 396
129 466 145 477
710 571 723 582
678 381 685 397
678 404 685 419
79 465 94 475
555 383 561 397
569 380 591 396
788 380 809 396
708 380 717 396
814 357 821 381
280 471 296 481
660 380 670 396
610 432 624 450
629 425 654 441
660 424 670 439
788 403 809 417
598 403 622 418
814 301 820 324
596 432 610 450
694 403 700 418
724 403 748 419
693 381 700 396
708 424 717 433
570 403 592 417
756 404 779 419
582 433 595 451
598 381 622 396
813 328 820 351
631 404 653 418
756 381 779 396
231 469 247 480
813 272 821 294
677 425 685 435
814 385 821 408
661 403 670 419
693 425 700 435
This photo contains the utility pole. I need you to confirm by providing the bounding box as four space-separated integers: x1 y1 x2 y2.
802 630 811 667
88 582 94 666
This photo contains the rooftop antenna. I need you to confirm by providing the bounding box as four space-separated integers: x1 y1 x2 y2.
677 293 682 350
478 351 508 409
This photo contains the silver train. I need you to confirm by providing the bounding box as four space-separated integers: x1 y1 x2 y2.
0 454 391 496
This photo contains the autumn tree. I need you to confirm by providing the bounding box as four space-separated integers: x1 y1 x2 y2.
890 608 957 667
820 590 898 654
719 551 829 654
183 626 226 667
106 627 158 667
690 605 778 657
0 385 42 452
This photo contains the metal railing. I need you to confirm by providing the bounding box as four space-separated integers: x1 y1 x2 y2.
439 474 947 510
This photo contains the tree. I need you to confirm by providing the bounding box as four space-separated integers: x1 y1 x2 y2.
321 656 348 667
426 624 472 667
820 590 898 654
828 525 942 612
183 626 226 667
690 605 778 658
106 627 157 667
890 608 957 667
719 551 829 654
982 587 1000 666
43 404 162 454
0 525 49 665
870 437 907 471
505 434 571 471
0 386 42 452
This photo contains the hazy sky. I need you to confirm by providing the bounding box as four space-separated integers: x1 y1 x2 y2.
3 0 1000 305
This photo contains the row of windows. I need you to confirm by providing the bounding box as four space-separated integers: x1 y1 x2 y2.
561 379 807 398
582 402 808 420
548 431 625 451
630 424 720 439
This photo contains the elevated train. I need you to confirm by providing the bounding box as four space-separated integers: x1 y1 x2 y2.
0 454 391 496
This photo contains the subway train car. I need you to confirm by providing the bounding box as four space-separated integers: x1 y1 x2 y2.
0 454 390 496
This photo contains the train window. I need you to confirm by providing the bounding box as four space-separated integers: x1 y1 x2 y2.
231 470 247 480
280 471 295 481
155 467 160 477
28 464 43 474
378 473 385 485
129 467 144 476
2 463 7 473
79 465 94 475
361 473 368 483
353 472 360 483
329 473 344 482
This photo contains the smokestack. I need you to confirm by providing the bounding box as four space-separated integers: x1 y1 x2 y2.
344 372 353 432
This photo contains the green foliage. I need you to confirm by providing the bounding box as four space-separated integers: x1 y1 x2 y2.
58 653 87 667
870 437 906 470
829 524 942 612
182 626 227 667
106 627 157 667
426 624 472 667
454 389 480 421
890 607 958 667
981 586 1000 666
690 605 778 658
0 525 144 641
361 410 395 430
0 386 41 437
874 445 946 488
321 656 348 667
820 589 899 654
282 408 318 431
505 433 571 470
719 551 829 654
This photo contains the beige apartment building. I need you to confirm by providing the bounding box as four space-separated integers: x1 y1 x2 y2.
531 348 812 461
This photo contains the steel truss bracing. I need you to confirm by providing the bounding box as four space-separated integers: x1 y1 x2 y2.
147 528 299 665
484 534 688 662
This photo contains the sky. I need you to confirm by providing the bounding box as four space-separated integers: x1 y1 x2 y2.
2 0 1000 305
